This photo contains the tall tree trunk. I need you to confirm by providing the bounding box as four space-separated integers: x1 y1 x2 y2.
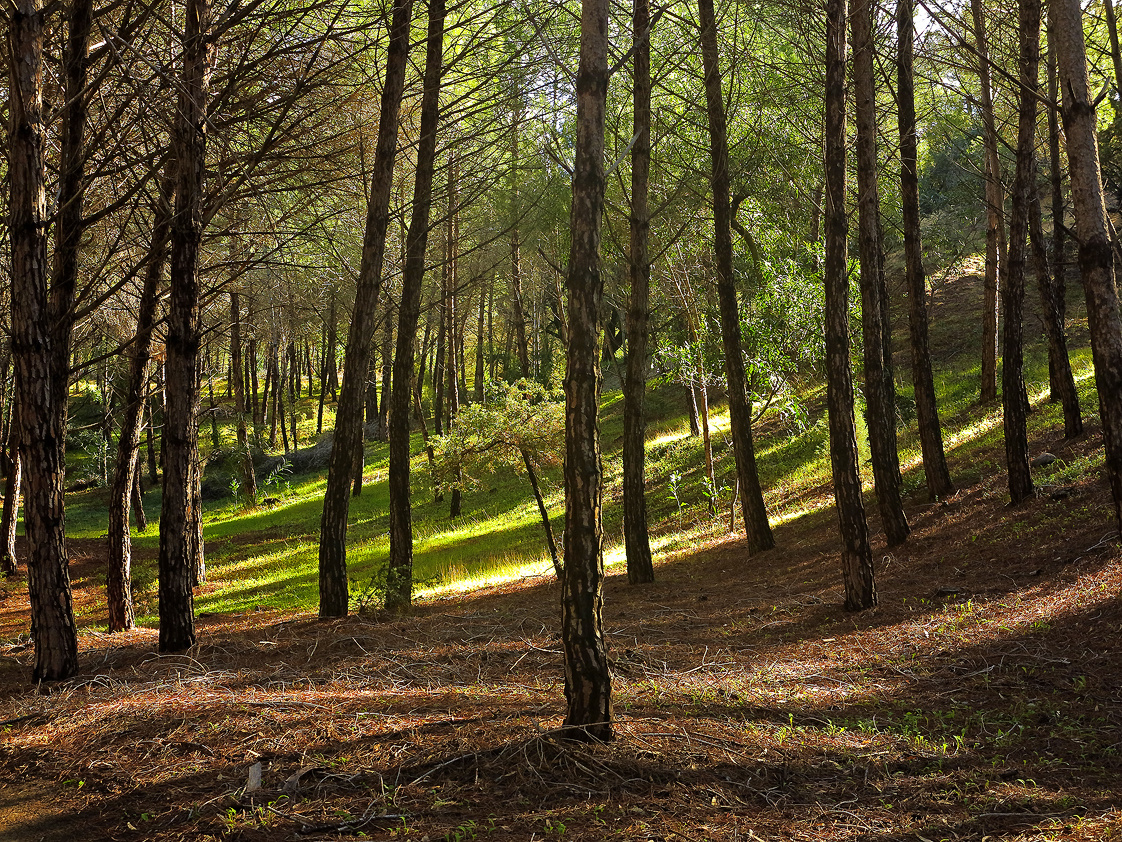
48 0 93 475
623 0 655 585
289 334 300 448
971 0 1006 404
159 0 214 653
825 0 876 611
231 292 257 504
853 0 909 545
1052 0 1122 531
146 384 159 486
698 0 774 553
387 0 445 612
107 166 172 632
561 0 613 743
131 459 147 532
1045 33 1083 437
897 0 954 500
9 0 79 680
317 0 414 618
1002 0 1039 506
446 162 463 519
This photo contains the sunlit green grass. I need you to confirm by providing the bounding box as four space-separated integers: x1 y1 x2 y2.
55 270 1107 625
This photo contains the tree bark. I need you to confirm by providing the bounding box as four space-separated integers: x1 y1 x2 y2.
510 104 531 378
1052 0 1122 531
561 0 613 743
1045 33 1083 437
108 166 172 632
475 281 487 401
623 0 655 585
231 292 257 504
825 0 876 611
1002 0 1039 506
853 0 909 545
897 0 954 500
159 0 214 653
446 162 463 519
9 0 79 680
386 0 445 613
0 416 20 577
698 0 774 553
317 0 414 618
971 0 1006 404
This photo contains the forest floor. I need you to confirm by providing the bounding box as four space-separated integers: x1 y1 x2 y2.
2 423 1122 840
2 270 1122 840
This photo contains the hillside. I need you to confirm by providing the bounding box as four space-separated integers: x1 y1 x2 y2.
1 266 1121 840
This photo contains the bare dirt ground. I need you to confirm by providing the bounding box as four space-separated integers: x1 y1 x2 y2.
2 418 1122 841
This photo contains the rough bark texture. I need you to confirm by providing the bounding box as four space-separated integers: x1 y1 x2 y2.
1001 0 1039 506
622 0 655 585
1052 0 1122 531
159 0 213 653
318 0 413 618
825 0 876 612
107 168 172 632
561 0 613 743
446 166 463 520
9 0 80 681
852 0 909 545
386 0 444 613
897 0 954 501
971 0 1006 404
697 0 774 554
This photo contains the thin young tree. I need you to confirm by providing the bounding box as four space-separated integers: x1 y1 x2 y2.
318 0 414 618
561 0 613 742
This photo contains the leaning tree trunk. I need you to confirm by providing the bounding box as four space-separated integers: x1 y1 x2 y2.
159 0 214 653
561 0 613 743
853 0 909 545
897 0 954 500
10 0 79 680
386 0 445 613
622 0 655 585
1051 0 1122 532
698 0 774 554
1044 33 1083 437
825 0 876 611
971 0 1006 404
107 166 172 632
1002 0 1039 506
317 0 414 618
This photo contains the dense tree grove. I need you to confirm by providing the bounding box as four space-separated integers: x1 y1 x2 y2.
4 0 1122 739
